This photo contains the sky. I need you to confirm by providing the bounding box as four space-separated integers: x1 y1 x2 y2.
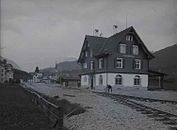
1 0 177 72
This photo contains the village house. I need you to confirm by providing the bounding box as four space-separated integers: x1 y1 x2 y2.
0 63 5 83
0 59 14 83
78 26 155 90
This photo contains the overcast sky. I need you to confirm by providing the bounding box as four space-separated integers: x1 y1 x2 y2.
1 0 177 72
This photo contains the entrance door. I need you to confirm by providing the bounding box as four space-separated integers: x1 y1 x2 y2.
89 75 95 89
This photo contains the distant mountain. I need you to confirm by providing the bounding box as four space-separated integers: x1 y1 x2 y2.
1 57 21 70
150 44 177 80
40 60 81 76
55 60 81 71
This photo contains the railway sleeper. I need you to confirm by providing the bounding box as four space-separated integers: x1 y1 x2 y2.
163 120 177 125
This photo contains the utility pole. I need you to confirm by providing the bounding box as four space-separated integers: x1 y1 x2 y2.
59 63 62 87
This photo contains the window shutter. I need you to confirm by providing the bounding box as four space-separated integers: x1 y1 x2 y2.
132 59 135 69
118 44 120 53
141 60 143 69
114 58 117 68
123 59 125 68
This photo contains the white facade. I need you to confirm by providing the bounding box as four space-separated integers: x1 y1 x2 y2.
0 65 5 83
81 73 148 89
33 73 43 83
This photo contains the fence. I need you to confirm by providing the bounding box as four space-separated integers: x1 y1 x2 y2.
23 86 63 130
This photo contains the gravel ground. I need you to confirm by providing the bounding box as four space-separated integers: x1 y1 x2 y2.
0 84 52 130
25 83 171 130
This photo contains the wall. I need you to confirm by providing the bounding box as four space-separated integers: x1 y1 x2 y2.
81 75 90 88
95 73 148 88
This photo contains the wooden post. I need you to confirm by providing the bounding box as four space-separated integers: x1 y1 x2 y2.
57 107 63 130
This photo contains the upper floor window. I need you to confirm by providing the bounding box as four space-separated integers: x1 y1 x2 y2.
115 75 122 85
126 35 133 41
115 58 123 68
83 62 88 69
133 45 139 55
98 58 104 69
134 75 141 86
120 44 126 54
134 59 141 69
90 61 94 70
85 51 88 57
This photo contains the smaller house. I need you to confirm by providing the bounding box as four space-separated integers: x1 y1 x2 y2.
0 59 14 83
0 63 5 83
32 72 43 83
5 63 13 83
61 76 81 87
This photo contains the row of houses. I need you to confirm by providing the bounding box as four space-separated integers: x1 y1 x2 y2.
29 71 80 87
78 26 166 90
0 59 14 83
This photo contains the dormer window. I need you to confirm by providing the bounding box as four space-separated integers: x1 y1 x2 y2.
126 35 133 41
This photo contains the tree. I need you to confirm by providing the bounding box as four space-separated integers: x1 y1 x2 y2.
35 66 39 73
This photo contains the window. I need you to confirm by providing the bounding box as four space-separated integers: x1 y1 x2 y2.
120 44 126 54
90 61 94 70
115 75 122 85
99 75 103 85
115 58 123 68
83 63 88 69
133 45 139 55
134 59 141 69
98 58 104 69
126 35 133 41
90 49 93 57
134 75 141 86
84 76 87 82
85 51 88 57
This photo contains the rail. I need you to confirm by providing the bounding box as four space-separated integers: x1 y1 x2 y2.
21 84 63 130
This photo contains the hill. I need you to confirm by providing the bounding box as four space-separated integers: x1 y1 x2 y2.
1 57 21 70
40 60 81 76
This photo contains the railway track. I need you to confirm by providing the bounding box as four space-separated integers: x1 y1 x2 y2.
96 92 177 129
94 92 177 104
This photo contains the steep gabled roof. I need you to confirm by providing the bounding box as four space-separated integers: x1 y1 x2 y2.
78 35 107 63
78 26 154 63
96 26 154 59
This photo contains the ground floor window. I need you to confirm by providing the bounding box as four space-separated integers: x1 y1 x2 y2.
115 75 122 85
134 75 141 85
99 75 103 85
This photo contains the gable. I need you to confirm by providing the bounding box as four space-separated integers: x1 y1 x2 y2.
96 26 154 59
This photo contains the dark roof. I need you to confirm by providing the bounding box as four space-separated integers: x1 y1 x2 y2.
78 35 107 62
96 26 154 59
78 26 154 62
148 70 167 77
150 44 177 80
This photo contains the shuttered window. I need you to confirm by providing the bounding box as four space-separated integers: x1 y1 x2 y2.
115 58 123 68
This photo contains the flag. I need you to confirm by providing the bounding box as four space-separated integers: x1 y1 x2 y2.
95 29 99 33
113 25 118 29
